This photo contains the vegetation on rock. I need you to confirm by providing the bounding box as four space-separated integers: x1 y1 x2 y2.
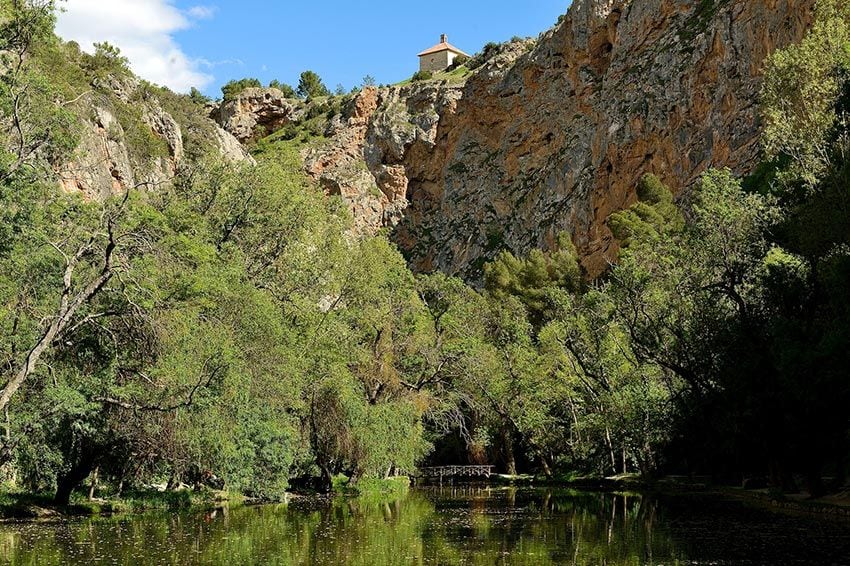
296 70 330 100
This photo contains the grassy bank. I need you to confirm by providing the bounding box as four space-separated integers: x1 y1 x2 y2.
0 475 411 521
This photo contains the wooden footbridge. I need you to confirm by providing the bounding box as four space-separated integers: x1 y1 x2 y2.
417 465 495 480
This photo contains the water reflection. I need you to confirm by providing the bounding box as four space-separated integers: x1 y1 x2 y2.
417 486 678 565
0 487 848 565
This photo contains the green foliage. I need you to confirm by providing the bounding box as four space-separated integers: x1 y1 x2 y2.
411 70 433 82
539 289 672 475
221 77 262 100
80 42 130 79
341 476 409 499
112 94 171 165
0 1 82 173
609 174 683 247
151 83 220 161
188 87 210 105
467 42 500 70
484 233 582 328
0 0 55 54
296 70 330 99
761 0 850 190
448 54 469 71
1 0 850 505
268 80 296 98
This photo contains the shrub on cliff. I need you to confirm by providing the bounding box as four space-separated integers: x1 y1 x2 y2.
467 42 500 70
269 80 296 98
80 42 131 79
221 78 262 100
447 54 469 71
297 70 331 100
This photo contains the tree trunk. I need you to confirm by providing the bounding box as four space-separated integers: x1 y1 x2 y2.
115 462 128 497
622 446 628 475
0 234 115 413
1 407 15 484
540 457 552 478
605 426 616 475
166 469 180 491
88 466 99 500
318 465 333 493
54 452 98 506
501 427 516 476
537 450 552 478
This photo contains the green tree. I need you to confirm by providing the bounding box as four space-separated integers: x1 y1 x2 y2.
761 0 850 189
268 79 296 98
297 70 330 99
0 0 79 182
188 87 210 105
484 232 582 328
608 174 683 248
81 42 130 78
540 289 672 476
221 77 262 100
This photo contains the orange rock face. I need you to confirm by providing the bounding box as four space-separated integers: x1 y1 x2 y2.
307 0 815 281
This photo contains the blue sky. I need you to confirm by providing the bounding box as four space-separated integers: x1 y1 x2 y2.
56 0 570 96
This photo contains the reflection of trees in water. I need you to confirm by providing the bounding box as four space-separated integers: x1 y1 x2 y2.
418 489 682 565
4 489 850 564
0 490 681 565
16 489 840 565
541 491 676 565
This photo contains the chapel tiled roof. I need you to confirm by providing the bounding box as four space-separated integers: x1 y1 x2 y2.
418 35 470 58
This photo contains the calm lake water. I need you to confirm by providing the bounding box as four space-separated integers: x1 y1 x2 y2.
0 486 848 565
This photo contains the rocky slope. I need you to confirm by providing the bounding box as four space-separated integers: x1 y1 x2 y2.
57 77 252 200
218 0 816 280
210 87 297 144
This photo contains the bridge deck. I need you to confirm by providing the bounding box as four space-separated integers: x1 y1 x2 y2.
418 465 495 478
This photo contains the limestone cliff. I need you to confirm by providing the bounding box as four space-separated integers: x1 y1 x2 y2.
57 77 252 200
210 87 297 144
303 83 465 234
219 0 816 280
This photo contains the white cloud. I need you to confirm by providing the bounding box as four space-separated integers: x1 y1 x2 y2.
187 5 216 19
198 57 244 69
55 0 215 93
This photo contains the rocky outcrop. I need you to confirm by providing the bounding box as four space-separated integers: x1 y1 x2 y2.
57 106 137 199
58 79 252 199
301 0 815 280
213 125 255 163
211 87 297 143
143 101 184 165
303 84 464 234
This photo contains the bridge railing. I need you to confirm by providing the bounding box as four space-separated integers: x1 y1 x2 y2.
417 465 495 478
